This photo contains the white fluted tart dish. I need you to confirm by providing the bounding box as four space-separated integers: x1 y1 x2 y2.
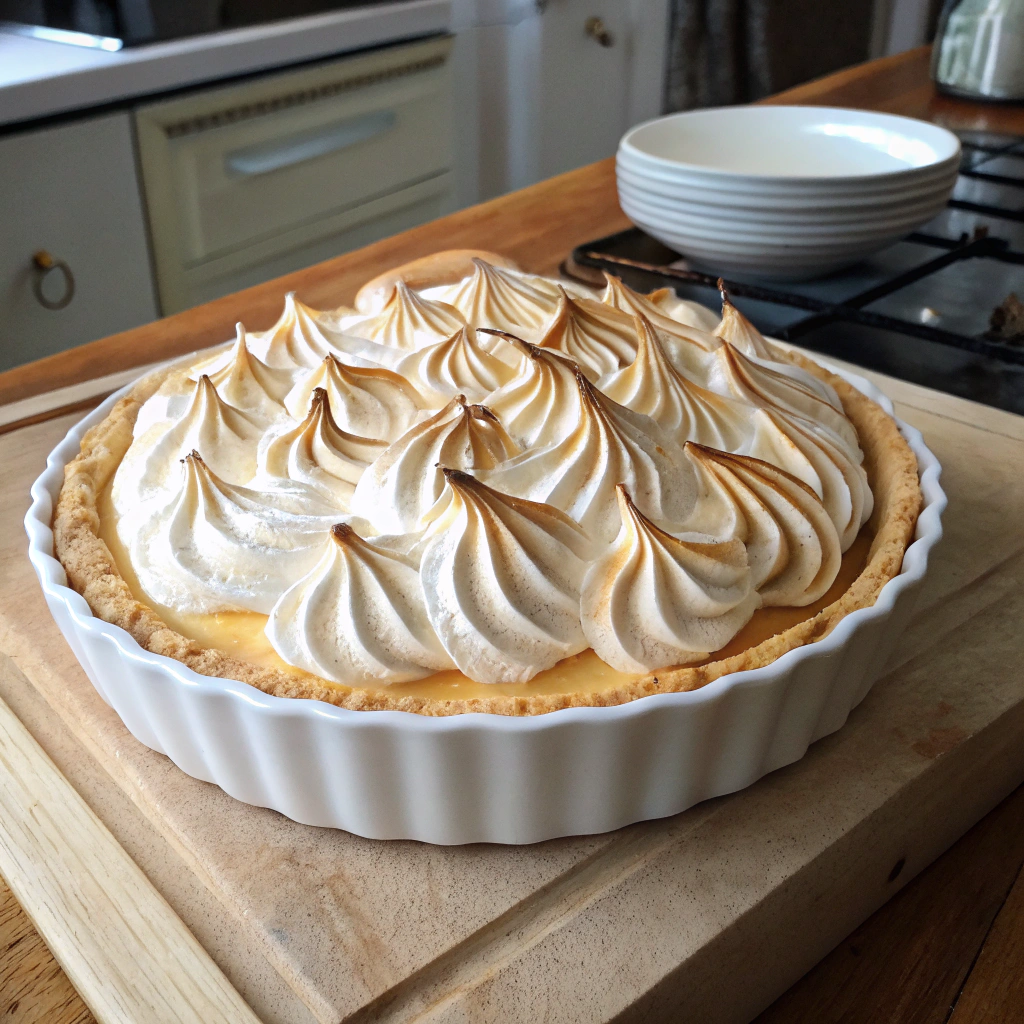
28 249 944 843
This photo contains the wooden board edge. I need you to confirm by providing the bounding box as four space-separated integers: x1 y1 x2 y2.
0 692 264 1024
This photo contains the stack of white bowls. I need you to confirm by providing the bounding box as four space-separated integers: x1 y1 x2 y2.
617 106 961 281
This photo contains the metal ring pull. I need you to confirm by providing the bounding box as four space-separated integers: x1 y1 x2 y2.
585 16 614 47
32 250 76 311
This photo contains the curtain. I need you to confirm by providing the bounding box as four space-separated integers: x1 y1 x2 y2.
665 0 876 111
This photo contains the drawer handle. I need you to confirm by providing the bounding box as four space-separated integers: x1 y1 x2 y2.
32 251 75 311
225 110 397 177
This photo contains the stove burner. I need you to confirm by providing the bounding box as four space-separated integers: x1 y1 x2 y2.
567 131 1024 416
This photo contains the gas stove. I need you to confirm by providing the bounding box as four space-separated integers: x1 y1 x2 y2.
566 129 1024 417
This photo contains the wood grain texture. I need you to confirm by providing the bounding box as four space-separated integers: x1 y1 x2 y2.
0 691 262 1024
0 878 94 1024
753 784 1024 1024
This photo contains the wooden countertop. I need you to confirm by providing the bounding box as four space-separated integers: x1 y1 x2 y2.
3 43 1024 1024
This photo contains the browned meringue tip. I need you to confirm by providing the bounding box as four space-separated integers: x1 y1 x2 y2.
439 466 477 488
330 522 359 544
180 449 205 465
467 403 499 423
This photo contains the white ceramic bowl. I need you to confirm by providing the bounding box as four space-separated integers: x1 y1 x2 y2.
616 106 960 280
26 365 945 844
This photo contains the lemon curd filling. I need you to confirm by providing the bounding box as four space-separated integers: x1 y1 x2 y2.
99 482 872 702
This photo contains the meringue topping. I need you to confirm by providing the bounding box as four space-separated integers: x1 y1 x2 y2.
581 485 760 673
748 408 873 551
113 374 262 515
125 452 345 614
480 365 696 542
482 335 586 449
245 292 389 371
600 273 721 332
599 314 753 452
395 325 520 406
257 388 387 510
536 289 639 379
423 259 561 337
340 280 467 350
419 469 594 682
266 524 454 684
714 288 776 361
351 395 520 533
284 354 425 441
682 443 841 606
190 324 293 428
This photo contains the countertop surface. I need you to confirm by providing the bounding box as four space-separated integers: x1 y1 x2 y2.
0 0 450 130
1 43 1024 1024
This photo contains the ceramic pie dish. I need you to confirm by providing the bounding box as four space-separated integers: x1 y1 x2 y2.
26 259 945 843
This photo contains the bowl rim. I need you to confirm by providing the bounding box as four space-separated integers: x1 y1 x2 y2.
619 106 962 186
25 359 946 735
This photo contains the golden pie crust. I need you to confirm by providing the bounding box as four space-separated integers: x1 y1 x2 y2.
53 315 921 718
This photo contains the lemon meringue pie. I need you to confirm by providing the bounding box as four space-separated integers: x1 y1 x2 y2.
54 250 921 715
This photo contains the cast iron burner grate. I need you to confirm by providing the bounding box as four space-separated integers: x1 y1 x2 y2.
565 130 1024 416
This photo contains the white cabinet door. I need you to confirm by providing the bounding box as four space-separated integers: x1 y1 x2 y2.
0 112 158 374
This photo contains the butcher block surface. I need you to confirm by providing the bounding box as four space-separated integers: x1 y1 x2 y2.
2 44 1024 1024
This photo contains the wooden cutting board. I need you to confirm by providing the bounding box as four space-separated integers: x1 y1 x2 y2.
1 352 1023 1024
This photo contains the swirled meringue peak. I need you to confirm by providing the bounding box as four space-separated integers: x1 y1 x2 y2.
340 280 467 350
418 468 594 682
113 374 262 515
284 355 425 441
266 524 454 684
189 324 293 428
396 325 519 406
245 293 389 372
536 289 638 379
351 395 520 533
125 452 346 614
600 272 718 331
423 259 561 337
714 289 776 361
581 486 759 673
480 365 696 542
748 408 873 551
257 388 387 510
681 443 841 606
481 334 586 449
599 314 753 452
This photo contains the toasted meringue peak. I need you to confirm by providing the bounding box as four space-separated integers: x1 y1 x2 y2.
113 375 262 516
257 388 387 510
600 273 721 342
243 292 386 371
714 286 775 360
423 259 561 337
340 280 467 350
189 324 293 427
124 451 345 614
395 325 520 405
581 485 759 673
350 395 520 533
748 409 873 551
481 335 586 450
536 289 638 379
481 366 696 542
418 468 594 682
284 354 425 441
266 524 454 684
599 314 754 452
713 343 860 456
681 443 841 606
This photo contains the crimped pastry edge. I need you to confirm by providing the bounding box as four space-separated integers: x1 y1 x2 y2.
53 339 922 718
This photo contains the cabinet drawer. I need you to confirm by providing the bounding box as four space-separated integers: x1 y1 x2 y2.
0 113 158 373
136 36 453 312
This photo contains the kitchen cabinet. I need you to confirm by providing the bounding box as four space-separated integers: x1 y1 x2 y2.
135 35 455 315
0 112 159 374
